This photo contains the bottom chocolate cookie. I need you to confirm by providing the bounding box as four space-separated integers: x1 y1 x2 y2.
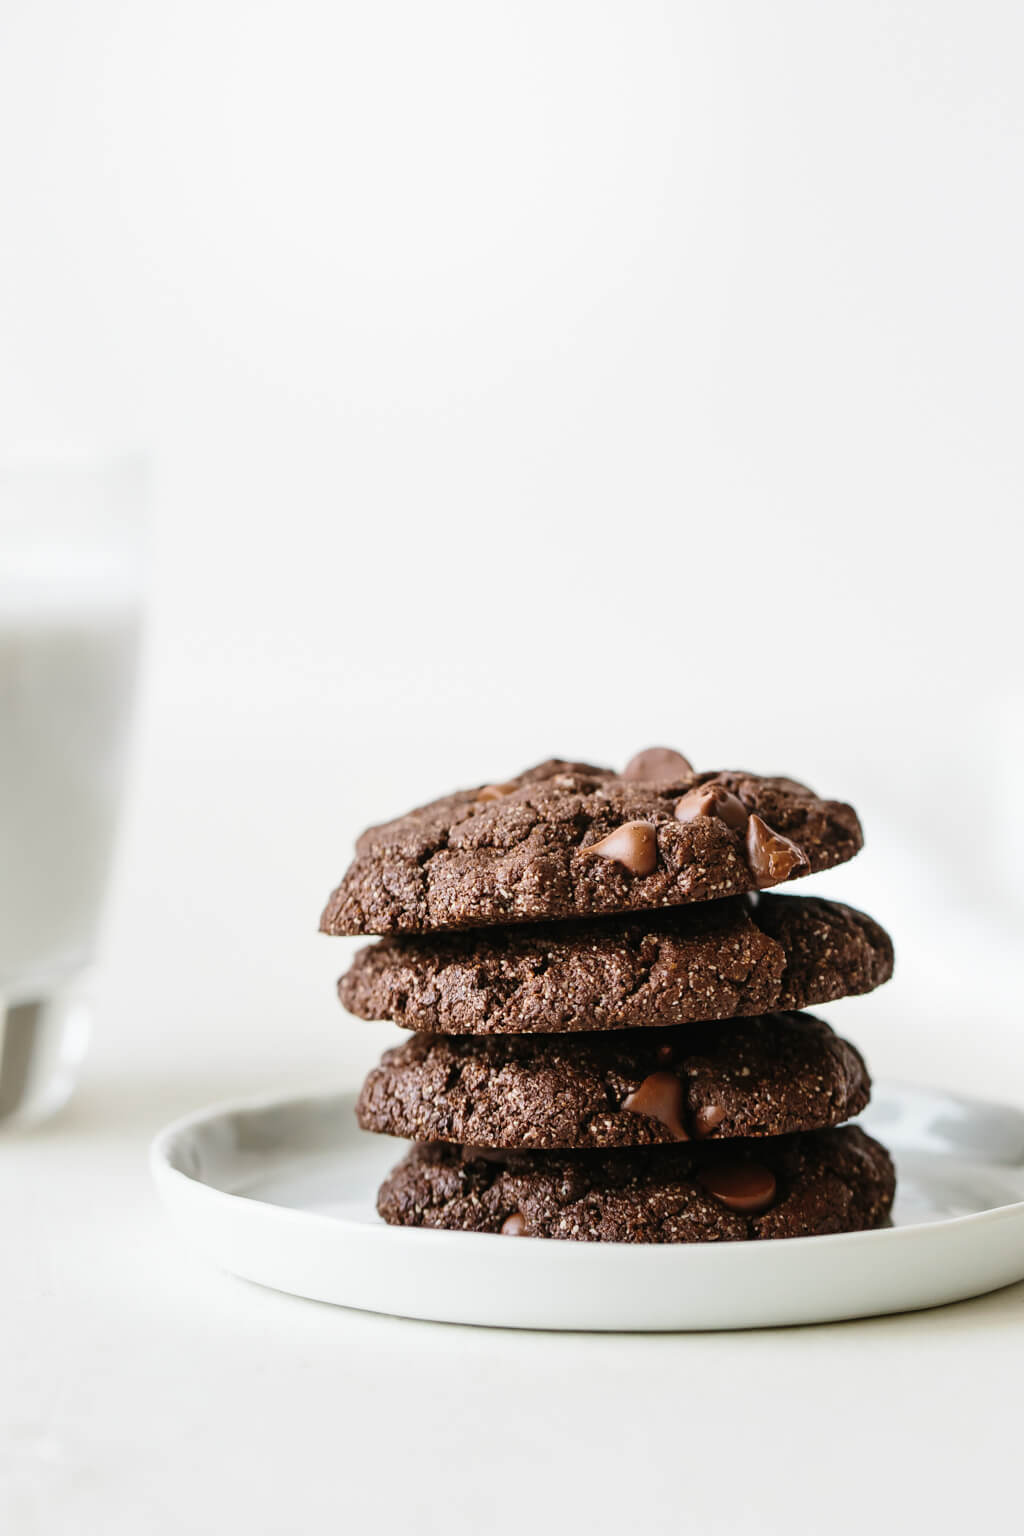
376 1126 894 1244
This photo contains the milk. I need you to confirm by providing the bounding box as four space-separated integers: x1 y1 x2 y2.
0 592 140 1000
0 454 145 1122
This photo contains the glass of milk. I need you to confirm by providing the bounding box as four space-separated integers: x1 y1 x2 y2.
0 451 145 1126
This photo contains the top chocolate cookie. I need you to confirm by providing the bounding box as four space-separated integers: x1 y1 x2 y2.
320 751 864 936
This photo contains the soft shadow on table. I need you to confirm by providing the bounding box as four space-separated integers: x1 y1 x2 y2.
250 1265 1024 1335
755 1273 1024 1335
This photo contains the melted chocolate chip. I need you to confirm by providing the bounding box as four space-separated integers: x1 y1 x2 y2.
772 776 814 797
581 822 658 876
501 1212 528 1236
622 747 694 782
622 1070 689 1140
674 783 748 832
746 814 810 888
477 781 518 802
693 1104 727 1138
700 1162 777 1214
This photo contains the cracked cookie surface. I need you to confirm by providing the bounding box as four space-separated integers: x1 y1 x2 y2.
339 893 892 1033
356 1011 870 1149
319 758 863 936
376 1125 895 1242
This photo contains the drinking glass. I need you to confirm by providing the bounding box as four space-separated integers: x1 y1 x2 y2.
0 451 146 1126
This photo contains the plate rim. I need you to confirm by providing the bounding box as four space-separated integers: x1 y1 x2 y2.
150 1079 1024 1259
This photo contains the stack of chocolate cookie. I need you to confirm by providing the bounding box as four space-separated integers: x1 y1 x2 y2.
321 751 896 1244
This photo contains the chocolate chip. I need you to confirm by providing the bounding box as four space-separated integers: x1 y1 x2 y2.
746 814 810 888
581 822 658 876
500 1211 528 1235
477 781 518 802
772 776 814 797
674 783 748 832
622 1070 689 1140
700 1162 777 1214
693 1104 727 1138
622 747 694 782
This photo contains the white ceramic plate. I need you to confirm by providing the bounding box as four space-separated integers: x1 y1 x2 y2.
151 1082 1024 1330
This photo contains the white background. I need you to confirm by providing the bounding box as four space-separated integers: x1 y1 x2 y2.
2 4 1024 1534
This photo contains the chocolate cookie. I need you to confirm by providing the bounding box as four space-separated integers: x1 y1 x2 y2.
376 1125 895 1242
339 894 892 1034
319 754 863 936
356 1011 869 1149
